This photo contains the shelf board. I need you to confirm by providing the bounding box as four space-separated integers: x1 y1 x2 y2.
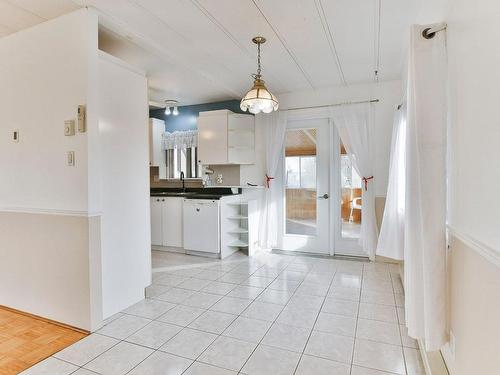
228 228 248 234
228 215 248 220
229 240 249 247
228 202 248 206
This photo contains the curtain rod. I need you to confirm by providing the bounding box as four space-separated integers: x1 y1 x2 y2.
285 99 379 112
422 23 447 39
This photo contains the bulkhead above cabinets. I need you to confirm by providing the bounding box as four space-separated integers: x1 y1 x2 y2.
197 110 255 165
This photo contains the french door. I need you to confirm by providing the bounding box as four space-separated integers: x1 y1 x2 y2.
278 117 366 257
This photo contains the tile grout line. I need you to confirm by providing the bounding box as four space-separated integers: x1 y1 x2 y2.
348 262 365 375
291 266 337 375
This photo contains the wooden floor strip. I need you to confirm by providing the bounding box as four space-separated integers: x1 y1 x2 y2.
0 307 87 375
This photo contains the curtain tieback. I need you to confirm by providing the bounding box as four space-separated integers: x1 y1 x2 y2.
265 174 274 188
362 176 374 191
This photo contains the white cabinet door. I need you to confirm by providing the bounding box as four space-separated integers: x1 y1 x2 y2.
183 200 220 253
198 111 228 165
162 197 183 247
149 118 166 179
150 197 163 246
228 113 255 164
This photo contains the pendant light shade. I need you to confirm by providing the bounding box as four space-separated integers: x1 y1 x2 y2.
240 37 278 114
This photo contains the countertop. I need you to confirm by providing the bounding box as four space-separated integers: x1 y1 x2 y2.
150 187 241 200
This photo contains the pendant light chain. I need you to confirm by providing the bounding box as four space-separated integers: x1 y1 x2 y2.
256 41 262 78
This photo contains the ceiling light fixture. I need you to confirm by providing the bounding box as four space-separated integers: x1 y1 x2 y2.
164 100 179 116
240 37 278 114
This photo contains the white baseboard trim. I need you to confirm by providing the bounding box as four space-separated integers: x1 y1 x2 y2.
441 343 455 374
418 339 450 375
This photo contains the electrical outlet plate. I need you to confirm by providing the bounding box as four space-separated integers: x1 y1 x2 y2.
64 120 75 136
67 151 75 166
216 174 223 184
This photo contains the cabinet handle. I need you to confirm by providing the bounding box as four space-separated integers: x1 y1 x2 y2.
156 199 160 202
196 208 200 212
162 199 165 202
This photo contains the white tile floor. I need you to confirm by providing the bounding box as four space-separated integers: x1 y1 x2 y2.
22 251 424 375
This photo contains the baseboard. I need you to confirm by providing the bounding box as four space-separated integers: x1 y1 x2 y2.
441 343 455 374
0 305 89 335
418 339 450 375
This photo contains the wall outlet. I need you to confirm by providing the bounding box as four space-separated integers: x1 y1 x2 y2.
216 174 223 184
66 151 75 166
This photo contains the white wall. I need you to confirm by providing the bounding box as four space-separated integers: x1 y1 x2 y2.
0 9 95 213
98 52 151 318
277 80 402 197
0 9 151 330
0 9 101 330
441 0 500 373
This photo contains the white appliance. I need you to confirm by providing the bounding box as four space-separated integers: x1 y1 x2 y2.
183 199 220 254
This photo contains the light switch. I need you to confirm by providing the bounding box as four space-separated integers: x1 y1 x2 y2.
64 120 75 136
67 151 75 166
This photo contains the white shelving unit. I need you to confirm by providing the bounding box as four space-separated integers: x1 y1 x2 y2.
220 196 258 258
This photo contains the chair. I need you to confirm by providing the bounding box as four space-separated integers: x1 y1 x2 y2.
349 197 362 223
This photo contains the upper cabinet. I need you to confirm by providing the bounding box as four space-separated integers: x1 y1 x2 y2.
149 118 166 179
198 110 255 165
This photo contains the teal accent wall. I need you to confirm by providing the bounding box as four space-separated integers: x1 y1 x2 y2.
149 100 249 132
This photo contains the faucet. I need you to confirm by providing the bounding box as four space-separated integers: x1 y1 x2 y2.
180 171 186 192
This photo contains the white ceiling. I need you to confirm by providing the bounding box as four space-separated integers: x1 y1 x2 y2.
0 0 418 105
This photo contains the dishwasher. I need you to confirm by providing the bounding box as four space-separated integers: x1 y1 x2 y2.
183 199 220 254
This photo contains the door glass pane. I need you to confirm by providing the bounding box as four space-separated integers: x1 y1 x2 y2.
285 128 317 236
340 142 362 239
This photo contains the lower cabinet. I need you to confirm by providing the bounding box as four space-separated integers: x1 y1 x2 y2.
151 197 163 246
150 197 183 248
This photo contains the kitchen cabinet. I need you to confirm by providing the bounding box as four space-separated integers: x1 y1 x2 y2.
150 196 183 248
198 110 255 165
150 197 163 246
149 118 166 179
162 197 183 247
183 199 220 254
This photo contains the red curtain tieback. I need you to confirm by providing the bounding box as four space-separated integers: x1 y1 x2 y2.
265 174 274 188
362 176 374 191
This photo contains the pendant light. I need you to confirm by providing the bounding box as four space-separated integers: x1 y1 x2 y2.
240 37 278 114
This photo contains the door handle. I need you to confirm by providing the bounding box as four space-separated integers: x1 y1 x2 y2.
318 193 329 200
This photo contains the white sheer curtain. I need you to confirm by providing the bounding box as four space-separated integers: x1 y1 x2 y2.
404 24 447 351
376 104 407 260
330 103 377 259
258 111 288 250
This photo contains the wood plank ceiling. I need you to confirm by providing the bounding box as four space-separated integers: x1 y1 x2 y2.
0 0 418 105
